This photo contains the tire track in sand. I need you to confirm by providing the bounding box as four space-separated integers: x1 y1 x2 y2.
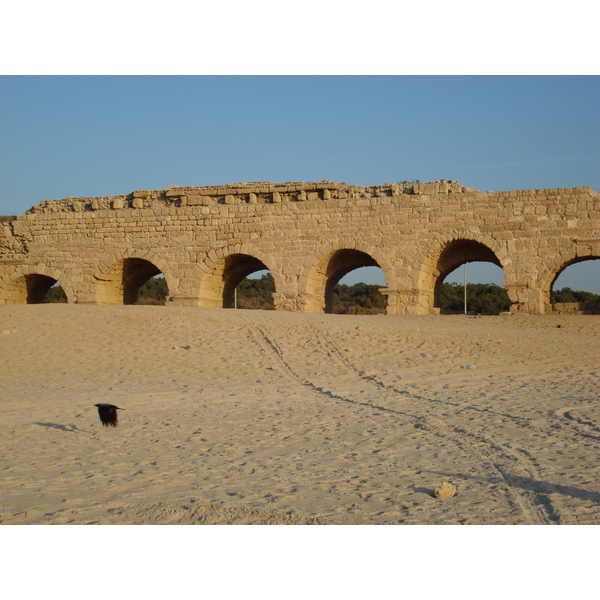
246 319 564 524
311 325 572 524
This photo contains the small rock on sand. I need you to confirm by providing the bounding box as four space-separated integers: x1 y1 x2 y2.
433 482 457 498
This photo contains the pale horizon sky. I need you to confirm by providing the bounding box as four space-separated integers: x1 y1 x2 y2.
1 75 597 292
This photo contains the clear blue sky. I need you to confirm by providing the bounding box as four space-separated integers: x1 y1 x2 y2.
1 76 598 292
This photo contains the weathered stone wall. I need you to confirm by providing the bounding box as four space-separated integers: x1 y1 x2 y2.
1 180 598 314
545 302 600 315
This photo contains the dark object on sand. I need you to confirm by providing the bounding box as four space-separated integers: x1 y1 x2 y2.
95 403 123 427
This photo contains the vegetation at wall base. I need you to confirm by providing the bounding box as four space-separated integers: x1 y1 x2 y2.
236 274 387 314
331 282 387 314
135 276 168 305
41 275 600 314
44 285 67 303
437 282 511 315
235 273 276 310
550 287 600 303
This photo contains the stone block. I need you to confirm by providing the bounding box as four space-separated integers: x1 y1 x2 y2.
185 195 202 206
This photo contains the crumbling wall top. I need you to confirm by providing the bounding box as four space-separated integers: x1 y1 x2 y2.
12 180 597 216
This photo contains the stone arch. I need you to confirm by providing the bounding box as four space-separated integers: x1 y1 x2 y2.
0 264 75 304
92 250 175 305
539 254 600 310
301 242 390 313
197 244 281 308
419 234 507 313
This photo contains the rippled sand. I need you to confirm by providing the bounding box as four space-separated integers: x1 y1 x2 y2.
1 305 598 524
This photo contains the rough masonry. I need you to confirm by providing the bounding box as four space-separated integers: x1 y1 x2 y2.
1 180 599 314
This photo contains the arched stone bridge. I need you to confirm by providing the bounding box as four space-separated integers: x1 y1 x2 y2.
1 180 598 314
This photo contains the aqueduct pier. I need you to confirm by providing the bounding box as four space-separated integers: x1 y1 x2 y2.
1 180 598 314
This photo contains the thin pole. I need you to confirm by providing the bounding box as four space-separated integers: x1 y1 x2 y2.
463 263 467 315
234 286 237 309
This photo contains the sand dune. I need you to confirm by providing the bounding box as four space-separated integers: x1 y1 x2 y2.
1 305 598 524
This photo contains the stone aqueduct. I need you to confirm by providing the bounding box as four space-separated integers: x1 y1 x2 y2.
1 180 599 314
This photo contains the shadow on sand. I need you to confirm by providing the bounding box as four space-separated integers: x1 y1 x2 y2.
423 469 600 505
34 422 83 433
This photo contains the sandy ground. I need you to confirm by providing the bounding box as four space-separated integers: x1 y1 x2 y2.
1 305 598 525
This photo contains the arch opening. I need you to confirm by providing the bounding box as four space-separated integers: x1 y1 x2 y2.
136 274 168 305
307 249 387 314
96 258 166 305
334 266 387 314
44 281 67 303
2 274 63 304
199 253 272 309
440 262 510 314
223 255 270 309
235 269 276 310
548 257 600 313
430 240 509 315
